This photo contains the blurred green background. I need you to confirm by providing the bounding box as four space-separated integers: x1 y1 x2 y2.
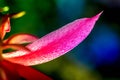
1 0 120 80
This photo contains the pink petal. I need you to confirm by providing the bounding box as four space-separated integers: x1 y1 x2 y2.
4 12 102 66
1 60 52 80
4 33 38 44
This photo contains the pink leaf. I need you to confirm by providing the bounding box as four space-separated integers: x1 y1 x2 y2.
4 12 102 66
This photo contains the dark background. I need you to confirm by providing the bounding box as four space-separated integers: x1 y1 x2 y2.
1 0 120 80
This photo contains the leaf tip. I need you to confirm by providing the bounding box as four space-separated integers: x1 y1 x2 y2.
92 11 103 21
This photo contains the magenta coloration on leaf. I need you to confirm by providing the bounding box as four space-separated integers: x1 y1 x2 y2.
4 12 102 66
